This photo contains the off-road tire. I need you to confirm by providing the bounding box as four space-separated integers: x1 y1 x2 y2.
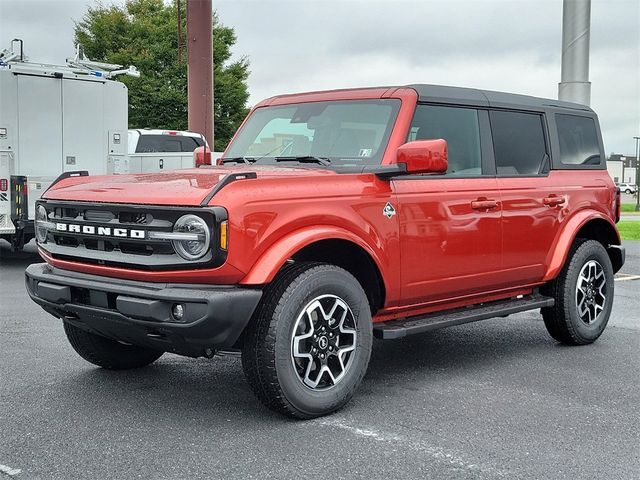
242 262 373 419
63 321 164 369
541 239 614 345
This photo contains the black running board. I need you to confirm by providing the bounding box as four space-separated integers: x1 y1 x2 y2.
373 293 554 340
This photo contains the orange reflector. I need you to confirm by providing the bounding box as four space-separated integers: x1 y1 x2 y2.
219 221 228 250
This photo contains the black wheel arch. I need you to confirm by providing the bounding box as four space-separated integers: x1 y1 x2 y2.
290 239 386 315
574 218 624 273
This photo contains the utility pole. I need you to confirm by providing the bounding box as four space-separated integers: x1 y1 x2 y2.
635 136 640 212
559 0 591 105
177 0 182 65
186 0 213 148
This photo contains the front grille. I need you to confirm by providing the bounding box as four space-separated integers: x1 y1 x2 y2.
38 201 227 270
119 211 151 224
84 209 115 222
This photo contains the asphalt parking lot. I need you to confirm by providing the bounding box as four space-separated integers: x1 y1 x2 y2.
1 241 639 480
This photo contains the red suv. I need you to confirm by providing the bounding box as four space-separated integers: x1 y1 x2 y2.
26 85 625 418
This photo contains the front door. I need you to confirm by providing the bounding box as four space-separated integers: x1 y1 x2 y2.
396 104 503 305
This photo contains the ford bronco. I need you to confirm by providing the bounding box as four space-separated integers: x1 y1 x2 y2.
25 85 625 418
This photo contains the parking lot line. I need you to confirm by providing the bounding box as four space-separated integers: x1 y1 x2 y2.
0 464 22 477
315 418 512 477
614 274 640 282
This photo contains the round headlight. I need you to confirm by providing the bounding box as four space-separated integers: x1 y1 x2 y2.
35 205 48 244
172 214 210 260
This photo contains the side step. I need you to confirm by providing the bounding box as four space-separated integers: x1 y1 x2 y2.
373 293 554 340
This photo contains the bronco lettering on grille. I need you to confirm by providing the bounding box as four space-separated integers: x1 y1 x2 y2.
55 223 145 239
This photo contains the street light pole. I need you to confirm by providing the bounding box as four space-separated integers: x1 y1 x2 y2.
634 136 640 212
559 0 592 105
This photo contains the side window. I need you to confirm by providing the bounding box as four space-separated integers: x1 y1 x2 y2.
179 136 203 152
135 135 200 153
556 114 601 166
490 111 547 175
409 105 482 176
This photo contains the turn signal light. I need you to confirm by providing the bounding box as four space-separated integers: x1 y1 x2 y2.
219 221 228 250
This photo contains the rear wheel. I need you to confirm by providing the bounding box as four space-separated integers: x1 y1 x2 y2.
242 262 372 419
542 240 614 345
63 322 164 369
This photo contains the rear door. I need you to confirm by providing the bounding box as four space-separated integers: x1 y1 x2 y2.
491 109 562 285
62 78 104 173
16 75 62 177
17 75 63 214
395 104 503 305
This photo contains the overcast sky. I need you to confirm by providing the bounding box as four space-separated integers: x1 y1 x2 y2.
1 0 638 154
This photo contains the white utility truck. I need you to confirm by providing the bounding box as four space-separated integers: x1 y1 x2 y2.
0 40 218 250
0 40 139 249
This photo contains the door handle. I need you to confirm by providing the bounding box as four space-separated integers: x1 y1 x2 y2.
471 199 498 210
543 195 565 207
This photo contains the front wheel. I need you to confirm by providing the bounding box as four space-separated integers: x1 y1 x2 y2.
542 239 614 345
242 263 373 419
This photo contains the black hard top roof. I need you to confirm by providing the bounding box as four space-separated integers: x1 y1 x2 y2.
406 84 593 113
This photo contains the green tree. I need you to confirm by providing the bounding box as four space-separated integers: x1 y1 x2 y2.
75 0 250 151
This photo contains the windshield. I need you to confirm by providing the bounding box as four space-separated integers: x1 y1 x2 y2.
223 99 401 166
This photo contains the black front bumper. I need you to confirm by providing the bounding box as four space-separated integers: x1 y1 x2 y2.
25 263 262 357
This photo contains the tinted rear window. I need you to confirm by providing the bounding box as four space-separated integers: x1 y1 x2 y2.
490 111 547 176
556 114 601 166
135 135 204 153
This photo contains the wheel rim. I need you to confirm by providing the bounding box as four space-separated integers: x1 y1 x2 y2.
291 294 357 391
575 260 607 325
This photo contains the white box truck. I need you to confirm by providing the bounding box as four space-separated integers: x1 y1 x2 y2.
0 40 219 250
0 40 136 249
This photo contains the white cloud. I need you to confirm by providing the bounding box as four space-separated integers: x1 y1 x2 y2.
0 0 92 64
1 0 638 154
217 0 639 154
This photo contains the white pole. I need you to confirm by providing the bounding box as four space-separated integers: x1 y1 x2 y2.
558 0 592 106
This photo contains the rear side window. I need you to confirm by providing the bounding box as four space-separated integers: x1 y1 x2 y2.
556 114 601 166
409 105 482 176
135 135 203 153
490 111 547 176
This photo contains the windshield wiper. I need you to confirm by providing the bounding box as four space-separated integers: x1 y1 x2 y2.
219 156 257 164
273 156 332 166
